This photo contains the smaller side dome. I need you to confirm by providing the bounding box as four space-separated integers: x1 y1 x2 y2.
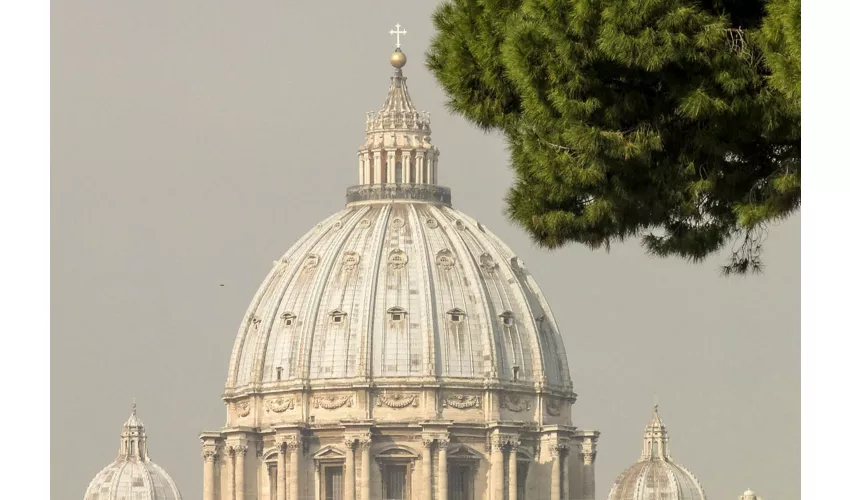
84 403 182 500
739 489 761 500
607 405 707 500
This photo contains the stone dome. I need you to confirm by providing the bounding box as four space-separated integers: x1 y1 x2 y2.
607 407 707 500
225 202 572 391
222 52 577 423
84 406 182 500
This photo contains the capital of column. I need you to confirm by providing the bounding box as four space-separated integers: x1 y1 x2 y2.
344 437 357 450
232 445 249 457
580 440 597 465
548 442 569 456
435 436 451 450
494 435 520 451
202 450 218 463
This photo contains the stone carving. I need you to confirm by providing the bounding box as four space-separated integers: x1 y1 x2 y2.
442 393 481 410
435 249 455 270
581 438 597 465
358 218 372 228
500 394 531 412
387 249 408 270
455 220 465 230
391 217 406 228
313 394 354 410
549 442 569 457
435 437 451 450
341 251 361 271
425 218 439 229
264 396 297 413
480 253 497 272
202 449 218 462
375 392 419 408
546 398 563 416
332 220 343 230
235 401 251 417
230 445 249 457
303 254 320 270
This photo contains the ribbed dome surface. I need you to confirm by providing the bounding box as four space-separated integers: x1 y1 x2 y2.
607 407 707 500
84 461 182 500
224 201 572 393
607 460 706 500
84 407 182 500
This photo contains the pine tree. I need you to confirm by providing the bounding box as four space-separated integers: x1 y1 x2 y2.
427 0 800 275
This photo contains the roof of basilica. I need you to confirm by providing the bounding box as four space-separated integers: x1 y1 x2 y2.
84 405 182 500
223 47 573 399
607 407 707 500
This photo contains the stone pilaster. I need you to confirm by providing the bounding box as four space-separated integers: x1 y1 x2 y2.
402 151 411 183
415 150 424 183
436 437 450 500
360 437 372 500
421 436 434 500
491 440 504 500
202 449 217 500
549 443 569 500
344 438 356 500
388 150 397 183
288 438 301 500
580 436 598 500
231 445 248 500
275 441 286 500
508 442 518 500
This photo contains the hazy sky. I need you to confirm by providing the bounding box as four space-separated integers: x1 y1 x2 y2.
52 1 800 500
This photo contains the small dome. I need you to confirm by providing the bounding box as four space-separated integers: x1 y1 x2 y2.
607 406 707 500
84 405 182 500
740 489 760 500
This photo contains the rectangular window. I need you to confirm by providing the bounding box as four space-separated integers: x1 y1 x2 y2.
517 462 530 500
324 466 343 500
384 464 407 500
449 466 472 500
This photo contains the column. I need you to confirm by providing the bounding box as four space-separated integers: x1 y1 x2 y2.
289 440 300 500
233 445 248 500
364 153 372 184
388 150 397 183
491 440 504 500
276 443 286 500
402 151 411 183
508 443 518 500
358 154 365 185
373 151 382 184
421 437 433 500
581 443 596 500
415 151 424 184
314 466 321 500
344 439 356 500
436 438 449 500
361 439 372 500
432 154 438 184
549 444 561 500
203 450 217 500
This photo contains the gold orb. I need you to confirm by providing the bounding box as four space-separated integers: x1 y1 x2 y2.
390 49 407 68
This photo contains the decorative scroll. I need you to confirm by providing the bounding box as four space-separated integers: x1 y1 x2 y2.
303 254 320 270
546 398 563 416
313 394 353 410
375 392 419 408
235 401 251 417
436 249 455 270
442 393 481 410
264 396 298 413
480 253 497 272
500 394 531 412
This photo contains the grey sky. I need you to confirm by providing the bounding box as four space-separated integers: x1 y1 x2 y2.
51 1 800 500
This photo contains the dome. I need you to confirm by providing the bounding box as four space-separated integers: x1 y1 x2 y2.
607 407 707 500
84 405 182 500
223 48 574 406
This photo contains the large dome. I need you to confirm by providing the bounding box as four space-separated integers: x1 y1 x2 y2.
84 406 182 500
224 201 572 391
607 407 707 500
201 44 600 500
